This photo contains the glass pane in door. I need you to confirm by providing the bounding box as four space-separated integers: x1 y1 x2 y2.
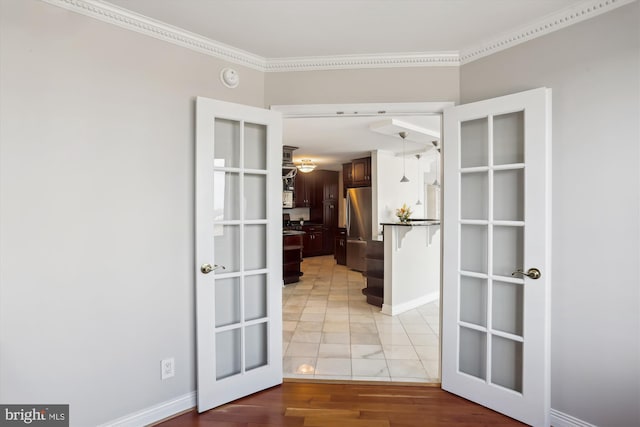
461 225 488 273
460 276 487 327
244 225 267 271
494 169 524 221
244 274 267 321
244 123 267 170
461 118 488 168
493 226 523 278
213 172 240 221
214 118 240 168
214 225 240 273
215 277 241 327
492 281 524 336
216 329 241 380
459 327 486 380
493 112 524 165
461 172 488 220
491 336 523 392
245 174 267 220
245 322 268 370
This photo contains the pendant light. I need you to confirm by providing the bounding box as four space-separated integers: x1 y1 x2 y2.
431 140 441 187
297 159 316 173
400 131 409 183
415 154 422 205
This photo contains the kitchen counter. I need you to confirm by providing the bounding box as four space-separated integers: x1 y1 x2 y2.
380 219 440 227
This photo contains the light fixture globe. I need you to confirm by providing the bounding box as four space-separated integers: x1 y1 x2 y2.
296 159 316 173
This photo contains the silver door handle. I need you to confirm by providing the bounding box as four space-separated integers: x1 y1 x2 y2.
512 268 541 279
201 263 225 274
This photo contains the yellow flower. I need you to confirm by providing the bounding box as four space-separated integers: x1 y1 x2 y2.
395 203 412 222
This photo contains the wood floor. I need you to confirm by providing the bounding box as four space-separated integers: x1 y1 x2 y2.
155 382 527 427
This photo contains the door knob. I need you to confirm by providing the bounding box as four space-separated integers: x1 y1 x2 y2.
201 263 225 274
512 268 541 279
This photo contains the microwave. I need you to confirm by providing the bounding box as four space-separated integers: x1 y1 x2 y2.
282 191 294 208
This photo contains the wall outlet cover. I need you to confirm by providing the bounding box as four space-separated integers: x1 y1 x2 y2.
161 358 175 380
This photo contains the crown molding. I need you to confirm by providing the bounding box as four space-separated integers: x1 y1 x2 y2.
460 0 637 64
39 0 459 70
41 0 636 72
40 0 267 71
264 52 460 72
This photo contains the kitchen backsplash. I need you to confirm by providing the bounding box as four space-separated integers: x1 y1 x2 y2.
284 207 310 221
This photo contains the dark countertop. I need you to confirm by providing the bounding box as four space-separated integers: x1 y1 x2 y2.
381 220 441 227
283 230 306 236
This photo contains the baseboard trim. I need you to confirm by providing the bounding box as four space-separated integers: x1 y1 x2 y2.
381 292 439 316
551 408 597 427
98 391 196 427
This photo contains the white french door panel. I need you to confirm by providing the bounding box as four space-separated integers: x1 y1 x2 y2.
195 97 283 413
441 88 551 426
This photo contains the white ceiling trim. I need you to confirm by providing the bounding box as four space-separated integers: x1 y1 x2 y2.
41 0 635 71
40 0 267 70
265 52 460 72
270 102 454 118
460 0 637 64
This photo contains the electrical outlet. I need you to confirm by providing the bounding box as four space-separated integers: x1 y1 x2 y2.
161 358 175 380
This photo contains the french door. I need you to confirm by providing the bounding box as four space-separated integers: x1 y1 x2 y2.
195 97 283 412
442 88 551 426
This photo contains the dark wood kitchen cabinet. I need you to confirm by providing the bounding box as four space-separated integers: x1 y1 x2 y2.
342 157 371 193
342 162 353 189
283 233 304 284
334 228 347 265
294 172 317 208
302 225 324 257
322 199 338 254
351 157 371 187
297 170 339 258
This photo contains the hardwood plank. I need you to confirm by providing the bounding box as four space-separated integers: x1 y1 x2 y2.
284 408 360 418
303 417 390 427
154 383 527 427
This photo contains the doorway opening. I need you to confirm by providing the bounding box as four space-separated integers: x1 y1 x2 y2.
273 102 451 383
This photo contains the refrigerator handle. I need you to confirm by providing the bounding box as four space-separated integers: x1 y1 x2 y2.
346 193 351 236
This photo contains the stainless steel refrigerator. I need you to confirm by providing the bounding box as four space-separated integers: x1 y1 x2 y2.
346 187 372 272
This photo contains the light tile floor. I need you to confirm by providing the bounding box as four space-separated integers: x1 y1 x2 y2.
283 255 440 382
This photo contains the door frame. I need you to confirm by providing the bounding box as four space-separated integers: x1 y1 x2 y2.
271 101 453 382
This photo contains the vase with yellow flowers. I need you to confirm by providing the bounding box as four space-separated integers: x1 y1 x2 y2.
395 203 412 224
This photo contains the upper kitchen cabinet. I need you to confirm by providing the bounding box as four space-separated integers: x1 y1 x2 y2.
352 157 371 187
342 162 353 188
294 171 317 207
295 169 339 208
343 157 372 191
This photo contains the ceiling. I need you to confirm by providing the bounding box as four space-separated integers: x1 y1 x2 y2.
107 0 585 58
285 115 441 170
99 0 601 169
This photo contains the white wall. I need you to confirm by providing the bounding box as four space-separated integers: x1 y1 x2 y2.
265 67 460 106
373 150 431 237
460 3 640 426
0 1 264 425
4 1 636 426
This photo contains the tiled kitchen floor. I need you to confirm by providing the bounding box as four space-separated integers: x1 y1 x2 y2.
283 255 440 382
